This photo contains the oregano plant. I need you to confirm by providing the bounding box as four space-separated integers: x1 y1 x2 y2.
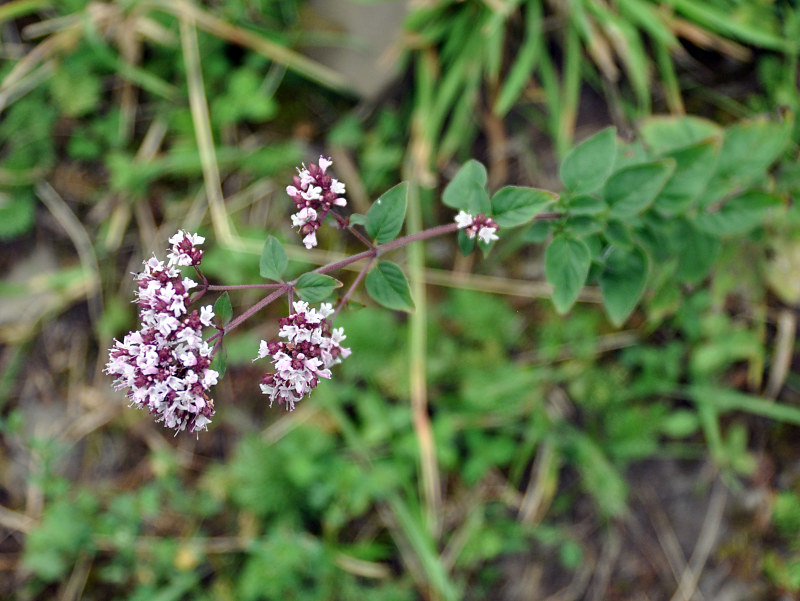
106 113 793 434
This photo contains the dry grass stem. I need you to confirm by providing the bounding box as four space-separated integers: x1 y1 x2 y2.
764 308 796 398
668 480 727 601
179 12 234 245
35 182 102 325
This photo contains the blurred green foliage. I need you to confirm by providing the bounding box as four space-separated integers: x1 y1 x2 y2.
2 0 800 598
12 274 797 597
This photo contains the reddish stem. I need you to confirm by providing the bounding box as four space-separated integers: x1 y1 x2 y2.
314 222 460 276
332 255 375 319
331 212 374 248
207 283 284 291
206 284 291 343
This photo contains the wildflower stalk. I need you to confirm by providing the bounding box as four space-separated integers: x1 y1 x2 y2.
106 151 565 433
208 211 563 341
204 225 461 342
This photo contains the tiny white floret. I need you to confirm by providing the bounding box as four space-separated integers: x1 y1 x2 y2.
455 210 474 229
200 305 215 327
302 232 317 249
478 226 499 244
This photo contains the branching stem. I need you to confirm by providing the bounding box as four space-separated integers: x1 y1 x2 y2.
207 283 284 291
204 212 561 342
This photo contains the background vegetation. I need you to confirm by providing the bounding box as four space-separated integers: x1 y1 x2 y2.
1 0 800 598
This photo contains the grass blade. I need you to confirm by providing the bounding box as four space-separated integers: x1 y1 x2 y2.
653 38 684 114
179 12 234 244
494 0 543 116
670 0 791 51
0 0 51 24
557 21 582 155
685 386 800 426
160 0 348 90
387 493 459 601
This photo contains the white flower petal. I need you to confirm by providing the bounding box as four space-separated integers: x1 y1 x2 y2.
302 232 317 249
455 210 474 229
478 226 499 244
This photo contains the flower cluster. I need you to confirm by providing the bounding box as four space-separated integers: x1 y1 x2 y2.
166 230 204 267
286 156 347 249
455 210 500 244
254 301 351 411
105 231 218 434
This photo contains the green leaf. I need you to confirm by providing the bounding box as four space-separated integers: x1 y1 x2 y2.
544 234 591 314
568 195 607 216
563 215 603 237
660 410 700 438
599 245 649 326
259 236 288 281
348 213 368 226
50 61 101 117
702 115 793 205
647 268 682 324
604 160 674 218
212 68 278 125
491 186 557 227
638 115 721 155
603 220 633 249
210 345 227 378
560 127 617 195
457 229 476 255
654 139 720 216
214 292 233 326
695 191 785 236
366 182 408 243
0 190 35 240
675 220 720 284
295 273 342 303
442 160 490 214
614 139 651 171
522 220 553 243
365 261 414 312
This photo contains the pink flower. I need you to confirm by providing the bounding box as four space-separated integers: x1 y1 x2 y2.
255 301 350 410
105 232 217 434
286 156 347 249
454 211 500 244
167 230 205 266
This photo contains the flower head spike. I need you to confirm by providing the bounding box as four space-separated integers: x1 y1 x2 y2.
255 302 350 411
286 156 347 248
106 232 217 434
